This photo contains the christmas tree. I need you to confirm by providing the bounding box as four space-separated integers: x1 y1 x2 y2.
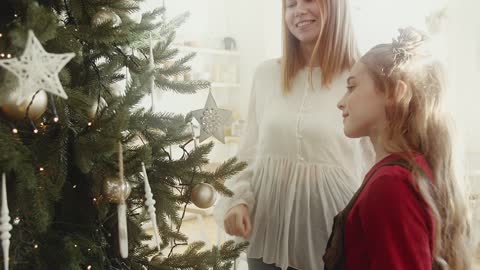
0 0 247 269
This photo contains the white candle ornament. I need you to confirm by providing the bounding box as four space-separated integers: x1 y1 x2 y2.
117 142 129 258
190 122 197 149
149 33 156 111
141 162 161 251
0 173 12 270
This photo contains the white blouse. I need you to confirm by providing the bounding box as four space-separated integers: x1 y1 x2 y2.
214 59 374 270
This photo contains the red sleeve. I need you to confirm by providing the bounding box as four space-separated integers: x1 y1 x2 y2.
358 166 432 270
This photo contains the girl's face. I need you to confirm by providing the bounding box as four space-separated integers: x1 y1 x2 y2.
284 0 322 46
337 62 388 139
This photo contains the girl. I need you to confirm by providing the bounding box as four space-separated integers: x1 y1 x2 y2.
214 0 373 269
332 27 472 270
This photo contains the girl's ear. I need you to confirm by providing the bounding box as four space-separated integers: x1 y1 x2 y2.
394 80 408 100
386 79 409 103
385 79 409 109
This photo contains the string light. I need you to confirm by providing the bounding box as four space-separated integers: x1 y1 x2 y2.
12 128 18 134
13 217 20 225
34 244 38 249
87 266 92 270
14 14 18 18
30 120 38 134
0 33 3 38
0 53 4 58
6 54 11 58
73 185 77 189
49 95 59 123
87 122 92 127
74 244 78 248
92 198 97 203
39 167 44 172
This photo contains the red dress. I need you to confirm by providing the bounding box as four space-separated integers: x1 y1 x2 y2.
344 154 434 270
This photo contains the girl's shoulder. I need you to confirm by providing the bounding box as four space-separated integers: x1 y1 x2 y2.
366 154 432 194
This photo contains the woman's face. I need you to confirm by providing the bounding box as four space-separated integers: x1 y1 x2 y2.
284 0 323 46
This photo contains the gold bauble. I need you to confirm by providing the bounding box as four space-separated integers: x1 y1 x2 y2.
87 97 107 119
103 177 131 203
1 90 48 120
191 183 217 209
150 253 165 266
91 9 122 28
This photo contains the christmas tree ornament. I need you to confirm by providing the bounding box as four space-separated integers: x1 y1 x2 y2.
87 97 107 119
150 253 165 266
91 9 122 28
1 90 48 120
191 183 217 209
116 142 129 258
190 122 198 148
148 33 157 111
0 30 74 101
141 162 161 251
190 91 232 144
103 176 131 204
0 173 12 270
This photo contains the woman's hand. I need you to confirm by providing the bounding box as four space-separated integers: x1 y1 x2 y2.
224 204 252 239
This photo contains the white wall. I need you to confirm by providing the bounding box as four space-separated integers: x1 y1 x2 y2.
446 0 480 204
224 0 282 118
448 0 480 152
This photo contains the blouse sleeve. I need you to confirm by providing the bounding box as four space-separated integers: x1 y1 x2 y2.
213 64 263 229
358 167 432 270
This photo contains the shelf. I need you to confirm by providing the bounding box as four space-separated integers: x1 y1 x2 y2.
211 82 240 88
199 135 240 145
225 136 240 144
175 45 240 56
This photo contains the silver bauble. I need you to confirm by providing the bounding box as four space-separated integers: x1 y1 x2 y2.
191 183 217 209
103 177 131 203
91 9 122 28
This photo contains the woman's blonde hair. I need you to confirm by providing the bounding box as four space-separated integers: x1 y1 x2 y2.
281 0 358 93
361 27 472 270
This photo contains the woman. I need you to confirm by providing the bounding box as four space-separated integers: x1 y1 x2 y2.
214 0 373 269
